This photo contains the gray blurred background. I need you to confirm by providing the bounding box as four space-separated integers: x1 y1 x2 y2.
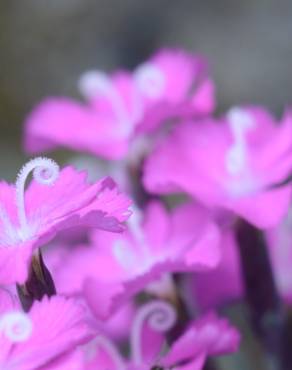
1 0 292 179
1 1 292 368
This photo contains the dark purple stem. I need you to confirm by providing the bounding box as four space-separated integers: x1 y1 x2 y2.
280 310 292 370
127 160 158 208
236 219 285 368
203 361 218 370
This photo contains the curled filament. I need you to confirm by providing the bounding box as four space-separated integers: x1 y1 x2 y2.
15 157 59 236
0 311 33 342
130 300 177 365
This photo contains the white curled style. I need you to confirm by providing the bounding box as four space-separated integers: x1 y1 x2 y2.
15 157 59 233
130 300 177 365
0 311 33 342
225 107 254 175
134 62 166 99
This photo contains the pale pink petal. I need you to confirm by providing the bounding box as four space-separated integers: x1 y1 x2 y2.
162 313 240 367
40 350 83 370
5 296 92 370
0 241 34 285
191 231 243 311
144 107 292 228
24 98 129 159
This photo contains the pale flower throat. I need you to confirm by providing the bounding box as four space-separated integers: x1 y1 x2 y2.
78 63 166 138
0 157 59 247
225 107 254 176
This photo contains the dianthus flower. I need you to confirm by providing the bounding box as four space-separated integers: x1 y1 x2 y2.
0 157 131 285
144 106 292 228
45 200 221 319
52 301 240 370
188 230 243 311
0 290 92 370
24 49 215 160
189 215 292 312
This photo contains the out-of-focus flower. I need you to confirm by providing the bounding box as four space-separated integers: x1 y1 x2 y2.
0 290 92 370
189 215 292 311
84 201 220 319
0 157 131 285
46 201 221 319
188 231 243 312
24 49 215 160
161 312 240 369
45 243 138 342
266 208 292 305
144 106 292 228
57 301 239 370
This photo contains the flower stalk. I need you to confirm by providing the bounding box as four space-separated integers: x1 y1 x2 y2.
236 219 285 369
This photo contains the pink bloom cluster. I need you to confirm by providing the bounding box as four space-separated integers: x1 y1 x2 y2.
1 47 291 369
24 49 215 160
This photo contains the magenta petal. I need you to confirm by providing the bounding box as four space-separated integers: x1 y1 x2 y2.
144 107 292 228
162 312 240 367
192 231 243 311
39 350 83 370
0 241 34 285
84 267 164 320
23 98 129 159
9 297 92 370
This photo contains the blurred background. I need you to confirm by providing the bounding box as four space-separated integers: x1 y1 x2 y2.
1 0 292 180
1 1 292 369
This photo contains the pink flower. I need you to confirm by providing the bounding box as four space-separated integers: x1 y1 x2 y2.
47 200 221 319
0 157 131 285
190 231 243 311
144 106 292 228
0 290 92 370
60 301 239 370
44 241 136 341
24 49 215 160
161 312 240 369
189 216 292 312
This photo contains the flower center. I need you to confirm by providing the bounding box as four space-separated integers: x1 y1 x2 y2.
79 70 133 138
112 239 137 270
225 107 254 176
112 208 154 274
0 157 59 247
134 62 166 99
78 63 165 137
